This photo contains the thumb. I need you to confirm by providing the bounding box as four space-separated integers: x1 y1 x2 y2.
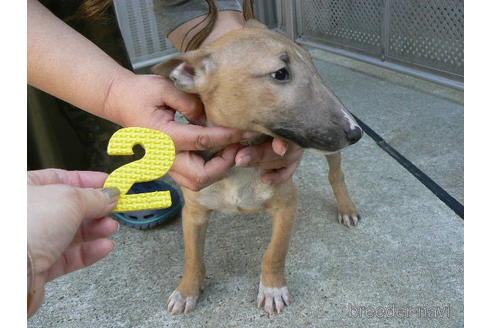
71 187 120 221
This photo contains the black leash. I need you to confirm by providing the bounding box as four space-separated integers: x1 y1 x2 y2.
352 113 464 219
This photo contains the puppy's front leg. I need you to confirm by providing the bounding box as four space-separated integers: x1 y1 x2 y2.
168 197 210 315
325 153 360 227
258 182 298 314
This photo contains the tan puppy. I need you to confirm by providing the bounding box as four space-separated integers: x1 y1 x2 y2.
152 20 362 315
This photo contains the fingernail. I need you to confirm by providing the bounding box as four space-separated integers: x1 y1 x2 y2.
102 187 120 202
279 148 287 157
262 178 272 185
236 155 251 167
115 221 120 232
273 139 288 156
242 131 259 140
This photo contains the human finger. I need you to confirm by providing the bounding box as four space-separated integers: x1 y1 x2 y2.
45 238 115 282
156 76 205 124
69 187 120 222
162 121 252 151
71 217 119 245
236 142 304 170
272 137 289 156
261 160 301 185
27 169 108 188
169 144 240 191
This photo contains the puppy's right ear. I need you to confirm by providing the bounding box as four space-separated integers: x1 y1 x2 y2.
151 57 185 78
151 49 214 93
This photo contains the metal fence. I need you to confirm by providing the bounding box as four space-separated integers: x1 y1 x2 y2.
113 0 463 88
273 0 463 88
113 0 176 69
385 0 463 77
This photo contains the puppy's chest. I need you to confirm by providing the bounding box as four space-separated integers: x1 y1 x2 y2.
196 167 274 213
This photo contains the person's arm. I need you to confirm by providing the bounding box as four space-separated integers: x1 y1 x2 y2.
27 0 130 122
27 0 251 191
27 0 238 139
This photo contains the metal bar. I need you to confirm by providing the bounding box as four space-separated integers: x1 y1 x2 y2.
132 52 177 70
283 0 296 40
275 0 284 30
297 38 463 90
256 0 267 24
294 0 304 38
381 0 391 61
113 1 136 60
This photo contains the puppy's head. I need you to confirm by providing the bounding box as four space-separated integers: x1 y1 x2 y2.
153 20 362 152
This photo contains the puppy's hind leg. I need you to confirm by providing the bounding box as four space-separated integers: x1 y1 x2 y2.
325 153 360 227
258 182 298 314
167 196 210 315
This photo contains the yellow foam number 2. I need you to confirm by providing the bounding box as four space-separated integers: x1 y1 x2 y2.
103 127 176 212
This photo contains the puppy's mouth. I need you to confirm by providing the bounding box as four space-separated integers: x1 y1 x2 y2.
268 126 348 153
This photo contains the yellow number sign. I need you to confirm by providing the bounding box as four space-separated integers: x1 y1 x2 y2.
103 127 176 212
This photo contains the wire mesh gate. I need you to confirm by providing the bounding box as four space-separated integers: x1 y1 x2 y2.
271 0 463 88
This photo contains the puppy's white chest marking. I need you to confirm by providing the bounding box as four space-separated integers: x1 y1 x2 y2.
197 167 274 213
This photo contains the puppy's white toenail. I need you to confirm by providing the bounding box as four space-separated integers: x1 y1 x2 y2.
257 283 290 314
167 290 198 315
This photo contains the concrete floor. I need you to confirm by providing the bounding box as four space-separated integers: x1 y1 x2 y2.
28 50 463 328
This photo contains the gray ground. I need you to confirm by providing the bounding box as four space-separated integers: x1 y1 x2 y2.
28 49 463 328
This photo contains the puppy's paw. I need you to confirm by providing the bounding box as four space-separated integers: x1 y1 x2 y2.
337 211 361 228
256 283 290 314
167 290 198 315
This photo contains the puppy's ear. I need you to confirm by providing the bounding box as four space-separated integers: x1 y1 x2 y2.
244 19 268 29
151 57 185 77
151 50 214 93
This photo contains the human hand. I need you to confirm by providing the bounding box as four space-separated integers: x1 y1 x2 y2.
105 74 252 191
235 138 304 184
28 0 245 192
27 169 120 317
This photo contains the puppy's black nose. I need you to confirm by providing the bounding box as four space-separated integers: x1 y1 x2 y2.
345 126 363 144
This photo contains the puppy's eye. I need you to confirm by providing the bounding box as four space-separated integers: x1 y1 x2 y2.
270 68 290 82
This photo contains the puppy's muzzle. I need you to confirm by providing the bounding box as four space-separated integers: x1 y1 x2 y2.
268 122 362 152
